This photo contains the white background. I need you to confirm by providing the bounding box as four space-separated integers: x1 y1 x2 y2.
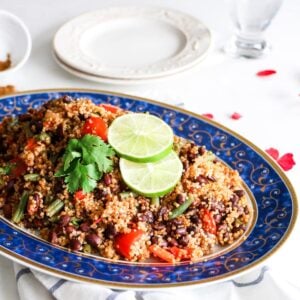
0 0 299 299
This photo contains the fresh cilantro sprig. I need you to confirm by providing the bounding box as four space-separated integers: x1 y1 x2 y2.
55 134 115 193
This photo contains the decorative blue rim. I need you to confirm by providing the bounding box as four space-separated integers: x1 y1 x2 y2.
0 90 297 289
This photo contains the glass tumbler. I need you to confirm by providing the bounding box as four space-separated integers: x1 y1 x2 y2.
224 0 283 58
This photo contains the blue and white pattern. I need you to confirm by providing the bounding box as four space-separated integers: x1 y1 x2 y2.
0 90 297 288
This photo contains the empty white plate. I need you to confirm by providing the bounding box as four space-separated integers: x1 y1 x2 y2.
53 6 211 81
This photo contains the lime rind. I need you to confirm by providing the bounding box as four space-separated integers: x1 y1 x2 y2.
108 113 173 163
119 151 183 197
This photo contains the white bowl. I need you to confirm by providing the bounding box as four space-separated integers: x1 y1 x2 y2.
0 10 31 77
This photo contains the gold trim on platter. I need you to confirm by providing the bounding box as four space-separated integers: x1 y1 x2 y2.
0 88 298 289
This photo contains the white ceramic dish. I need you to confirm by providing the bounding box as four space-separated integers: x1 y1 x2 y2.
53 50 190 85
53 6 211 81
0 10 31 77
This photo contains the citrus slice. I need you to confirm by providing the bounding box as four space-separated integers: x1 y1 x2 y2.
119 151 183 197
108 113 173 162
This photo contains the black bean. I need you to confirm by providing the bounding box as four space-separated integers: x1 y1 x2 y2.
62 95 73 103
86 233 101 248
183 161 189 170
70 238 81 251
167 237 178 247
32 219 43 229
244 206 249 214
176 227 187 235
159 240 168 247
178 235 189 246
65 225 75 234
104 224 117 239
176 194 185 204
18 114 32 122
80 222 90 232
30 120 43 134
144 211 154 223
198 146 206 155
190 215 200 224
104 174 112 186
188 152 197 162
234 190 245 198
151 236 159 244
59 215 70 227
230 194 239 207
3 204 12 219
6 180 15 195
48 231 58 244
152 223 165 231
157 206 169 220
214 214 222 224
196 175 208 185
172 218 183 226
187 225 196 233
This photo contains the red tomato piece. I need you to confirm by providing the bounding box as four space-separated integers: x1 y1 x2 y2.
82 116 108 141
115 229 144 259
26 137 38 151
74 190 85 201
99 104 119 113
149 245 176 263
9 158 27 178
201 209 217 235
169 246 191 261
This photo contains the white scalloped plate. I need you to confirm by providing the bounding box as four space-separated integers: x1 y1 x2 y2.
53 6 211 80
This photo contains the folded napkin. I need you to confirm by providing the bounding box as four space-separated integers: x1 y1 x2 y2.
12 263 300 300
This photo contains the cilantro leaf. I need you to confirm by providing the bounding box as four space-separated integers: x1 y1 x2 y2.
55 134 115 193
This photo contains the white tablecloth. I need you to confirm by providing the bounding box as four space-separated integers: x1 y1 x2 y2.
1 0 299 299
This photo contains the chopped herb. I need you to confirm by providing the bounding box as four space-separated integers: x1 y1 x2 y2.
55 134 115 193
0 165 11 175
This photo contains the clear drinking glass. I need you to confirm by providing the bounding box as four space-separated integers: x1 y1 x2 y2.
225 0 283 58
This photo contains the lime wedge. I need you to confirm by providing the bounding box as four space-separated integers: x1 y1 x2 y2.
119 151 183 197
108 113 173 162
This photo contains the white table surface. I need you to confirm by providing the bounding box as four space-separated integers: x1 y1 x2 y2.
1 0 299 299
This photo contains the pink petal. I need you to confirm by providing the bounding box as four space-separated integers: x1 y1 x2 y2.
277 153 296 171
231 112 242 120
256 69 277 77
266 148 280 160
202 113 214 119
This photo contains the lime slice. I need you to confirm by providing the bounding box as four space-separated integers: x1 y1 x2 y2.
119 151 183 197
108 113 173 162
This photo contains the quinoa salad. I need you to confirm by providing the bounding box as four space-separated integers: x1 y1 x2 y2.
0 96 251 263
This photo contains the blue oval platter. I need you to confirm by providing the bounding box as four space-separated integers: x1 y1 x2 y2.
0 89 297 289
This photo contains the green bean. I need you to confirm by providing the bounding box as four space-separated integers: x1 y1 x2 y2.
151 196 160 207
12 191 29 223
46 199 64 217
24 173 40 181
169 196 194 220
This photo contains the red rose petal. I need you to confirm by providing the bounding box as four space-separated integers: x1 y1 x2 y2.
256 69 277 77
202 113 214 119
277 153 296 171
266 148 280 160
231 112 242 120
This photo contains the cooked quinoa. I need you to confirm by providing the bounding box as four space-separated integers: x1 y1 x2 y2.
0 96 251 263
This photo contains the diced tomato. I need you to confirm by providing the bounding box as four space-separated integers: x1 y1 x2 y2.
169 246 191 261
149 245 175 263
99 104 119 113
9 158 27 178
26 137 38 151
82 116 108 141
74 190 86 201
115 229 144 259
201 209 217 235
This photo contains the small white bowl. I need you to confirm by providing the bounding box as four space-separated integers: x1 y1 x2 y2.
0 10 31 77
